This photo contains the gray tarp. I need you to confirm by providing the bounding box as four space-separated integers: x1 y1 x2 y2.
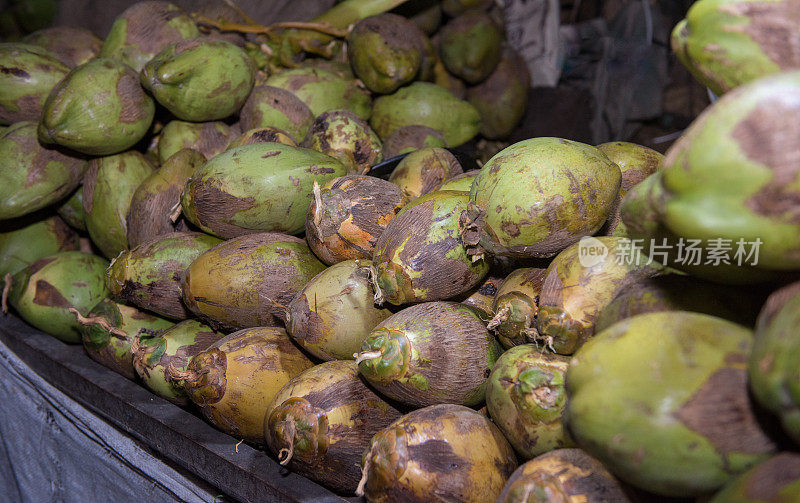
0 338 223 503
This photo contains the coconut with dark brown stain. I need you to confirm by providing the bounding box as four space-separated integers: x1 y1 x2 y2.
302 110 383 173
22 26 102 67
486 345 573 459
238 85 315 143
169 326 314 444
264 360 403 493
567 311 779 497
0 43 69 125
488 267 547 349
355 302 502 408
358 403 517 502
389 147 463 200
264 67 372 120
381 125 447 159
497 449 632 503
132 319 224 405
157 120 237 165
347 13 427 94
181 142 348 238
99 1 199 72
306 175 408 265
536 237 663 355
181 233 326 331
76 298 173 380
0 121 87 220
459 273 502 319
226 127 297 150
286 259 393 361
126 148 207 248
372 190 489 305
6 251 109 344
107 231 222 320
708 452 800 503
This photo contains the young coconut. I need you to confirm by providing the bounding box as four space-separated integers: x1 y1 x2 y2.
459 273 502 319
388 147 463 200
286 260 394 361
264 360 403 493
486 345 573 459
0 44 69 125
438 10 503 84
381 125 447 159
497 449 632 503
126 149 207 248
357 403 518 502
157 120 236 164
57 187 87 231
438 169 479 192
74 299 173 380
107 232 223 320
0 215 78 279
489 268 547 349
82 151 155 259
301 110 383 173
21 26 103 67
355 301 502 408
536 237 663 355
567 311 778 497
372 190 490 305
181 233 326 331
708 453 800 503
132 319 223 405
264 68 372 120
306 175 408 265
167 326 314 444
0 121 88 220
237 85 314 142
4 251 109 344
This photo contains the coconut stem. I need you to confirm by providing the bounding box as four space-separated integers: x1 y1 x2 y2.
363 264 384 305
169 201 182 223
221 0 260 26
354 350 383 365
312 180 324 241
487 305 510 330
165 361 199 384
277 419 297 466
355 443 376 497
1 273 11 314
68 308 128 339
193 16 350 37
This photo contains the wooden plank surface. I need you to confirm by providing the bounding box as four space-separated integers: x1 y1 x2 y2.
0 314 352 503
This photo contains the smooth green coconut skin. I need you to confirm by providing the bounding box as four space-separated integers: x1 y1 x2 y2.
347 13 425 94
264 68 372 120
133 319 222 405
467 137 621 258
181 143 348 238
286 260 394 361
486 345 573 459
748 281 800 443
21 26 102 67
0 215 78 279
7 251 109 344
57 187 87 231
625 71 800 283
672 0 800 97
370 82 481 147
567 311 777 498
467 47 530 140
141 39 256 122
38 58 155 156
82 151 155 259
157 120 236 165
439 10 503 84
99 1 199 72
80 298 173 380
707 452 800 503
372 190 490 305
0 43 68 125
107 232 222 320
0 121 87 220
356 301 502 408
